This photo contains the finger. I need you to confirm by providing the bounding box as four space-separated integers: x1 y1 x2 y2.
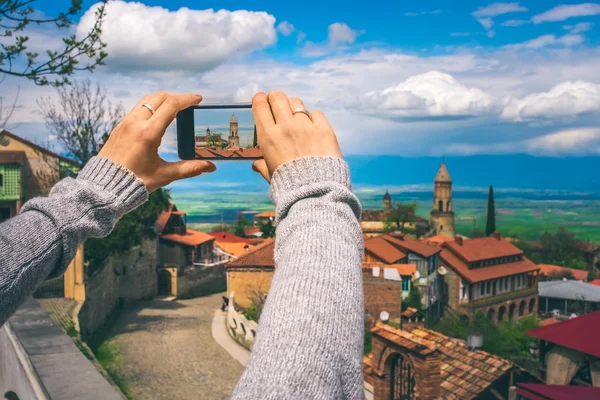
289 97 311 126
252 92 275 132
267 90 293 125
163 159 217 183
252 159 271 183
128 91 170 121
151 93 203 132
310 110 343 158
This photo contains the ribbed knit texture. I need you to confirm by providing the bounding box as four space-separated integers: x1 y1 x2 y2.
0 156 147 327
231 156 365 400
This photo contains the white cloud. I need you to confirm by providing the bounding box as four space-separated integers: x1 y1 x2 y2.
277 21 295 35
328 23 363 46
500 19 529 27
473 2 528 30
503 34 584 50
359 71 495 120
525 128 600 155
563 22 594 33
77 1 277 73
533 3 600 24
502 80 600 122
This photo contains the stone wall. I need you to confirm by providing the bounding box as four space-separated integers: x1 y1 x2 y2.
363 269 402 320
444 267 461 311
78 238 158 339
177 263 227 299
227 269 274 309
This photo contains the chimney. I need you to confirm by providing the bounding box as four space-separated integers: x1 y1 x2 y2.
244 245 249 252
455 236 463 246
493 232 501 240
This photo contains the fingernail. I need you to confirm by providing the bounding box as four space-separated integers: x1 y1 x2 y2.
196 94 203 103
205 162 216 172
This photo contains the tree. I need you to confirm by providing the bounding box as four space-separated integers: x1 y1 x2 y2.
539 228 583 267
206 131 223 148
253 124 258 147
0 0 108 87
384 202 417 232
261 220 275 238
38 79 125 164
486 185 496 236
403 284 422 311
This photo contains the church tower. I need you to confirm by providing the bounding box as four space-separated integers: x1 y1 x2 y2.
383 190 391 211
228 114 240 148
430 161 455 237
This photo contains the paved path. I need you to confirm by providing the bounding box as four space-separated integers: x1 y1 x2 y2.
211 309 251 367
103 293 245 400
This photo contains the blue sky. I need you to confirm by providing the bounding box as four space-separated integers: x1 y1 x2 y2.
2 1 600 159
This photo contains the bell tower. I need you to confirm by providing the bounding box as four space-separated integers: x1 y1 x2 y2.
383 190 391 211
228 114 240 148
430 161 455 237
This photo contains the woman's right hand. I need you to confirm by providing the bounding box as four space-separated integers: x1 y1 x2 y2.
250 91 342 182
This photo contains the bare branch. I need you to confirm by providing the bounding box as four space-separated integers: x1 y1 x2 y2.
0 85 19 130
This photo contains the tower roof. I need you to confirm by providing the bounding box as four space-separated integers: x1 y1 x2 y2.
435 162 452 182
230 113 237 123
383 190 391 201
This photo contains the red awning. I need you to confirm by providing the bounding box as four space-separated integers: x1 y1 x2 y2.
516 383 600 400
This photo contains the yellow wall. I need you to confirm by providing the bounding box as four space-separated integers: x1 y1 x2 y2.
227 269 274 309
64 244 86 301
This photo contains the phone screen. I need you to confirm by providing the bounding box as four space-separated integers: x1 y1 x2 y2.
176 105 261 160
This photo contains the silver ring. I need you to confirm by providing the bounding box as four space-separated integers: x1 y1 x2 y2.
291 108 310 118
142 103 155 115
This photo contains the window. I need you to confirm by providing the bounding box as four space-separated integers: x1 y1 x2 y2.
0 173 3 187
480 283 484 296
402 278 410 292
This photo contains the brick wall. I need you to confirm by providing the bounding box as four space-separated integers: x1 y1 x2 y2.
363 269 402 320
227 269 274 309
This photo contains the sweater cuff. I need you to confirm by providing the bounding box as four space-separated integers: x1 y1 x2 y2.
77 156 148 213
270 156 351 200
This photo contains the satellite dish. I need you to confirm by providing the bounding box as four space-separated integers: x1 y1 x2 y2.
438 266 448 276
380 311 389 322
413 271 421 280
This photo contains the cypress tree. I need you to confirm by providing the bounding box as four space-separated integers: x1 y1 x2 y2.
486 185 496 236
253 124 258 147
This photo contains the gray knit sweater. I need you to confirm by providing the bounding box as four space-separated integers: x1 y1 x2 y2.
0 156 364 399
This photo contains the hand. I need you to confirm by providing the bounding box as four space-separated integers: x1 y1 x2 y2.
250 91 342 182
98 92 216 192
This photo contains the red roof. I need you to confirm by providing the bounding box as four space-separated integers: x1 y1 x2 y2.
255 211 275 218
526 310 600 358
0 150 26 165
226 238 275 268
424 234 455 244
589 279 600 286
160 229 215 247
208 232 252 243
538 264 588 281
155 204 176 235
440 248 539 284
232 148 262 158
444 236 523 263
516 383 600 400
381 234 441 258
364 236 407 264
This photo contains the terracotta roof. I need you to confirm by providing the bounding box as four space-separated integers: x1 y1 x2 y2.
362 262 416 276
255 211 275 218
589 279 600 286
245 226 262 236
155 204 176 235
435 161 452 182
0 130 81 166
516 383 600 400
208 232 252 243
364 236 407 264
226 238 275 268
216 241 254 257
194 147 263 159
440 248 539 284
232 148 262 158
371 323 513 399
0 150 26 165
160 229 215 247
539 317 560 327
538 264 588 281
526 310 600 358
443 236 523 263
424 234 455 244
381 234 441 258
401 307 421 318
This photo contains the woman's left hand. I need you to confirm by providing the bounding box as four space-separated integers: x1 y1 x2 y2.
98 92 217 192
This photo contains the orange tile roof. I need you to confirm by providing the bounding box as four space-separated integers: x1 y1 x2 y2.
364 236 407 264
589 279 600 286
160 229 215 247
538 264 588 281
226 238 275 268
245 226 262 236
381 234 441 258
540 317 560 327
216 241 254 257
370 323 513 399
255 211 275 218
208 231 252 243
194 147 263 159
424 234 455 244
444 236 523 263
440 249 539 284
232 148 263 158
362 263 416 276
401 307 421 318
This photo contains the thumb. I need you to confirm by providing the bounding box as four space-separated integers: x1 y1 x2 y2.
165 159 217 182
252 159 271 183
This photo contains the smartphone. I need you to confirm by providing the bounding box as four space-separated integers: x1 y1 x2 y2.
176 104 262 160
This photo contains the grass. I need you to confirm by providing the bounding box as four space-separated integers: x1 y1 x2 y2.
95 339 135 400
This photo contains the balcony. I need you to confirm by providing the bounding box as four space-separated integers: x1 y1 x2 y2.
463 286 538 309
193 253 230 267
